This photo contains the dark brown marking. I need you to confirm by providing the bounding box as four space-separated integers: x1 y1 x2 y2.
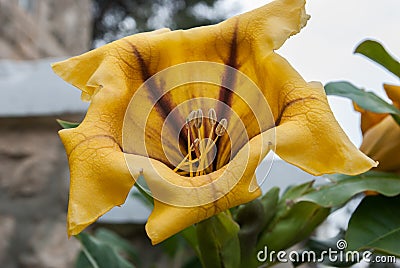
214 20 240 169
217 20 239 111
127 42 188 153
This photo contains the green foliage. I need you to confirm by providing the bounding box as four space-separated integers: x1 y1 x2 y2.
297 171 400 207
322 39 400 264
56 119 80 129
346 195 400 257
92 0 226 46
355 39 400 79
325 81 400 115
75 231 136 268
256 182 330 254
196 212 241 268
325 81 400 124
236 199 267 267
300 233 357 267
180 225 200 256
259 187 280 229
131 176 154 209
257 201 330 254
94 229 140 264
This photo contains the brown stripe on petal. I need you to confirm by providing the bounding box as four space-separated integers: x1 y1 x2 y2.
127 42 188 154
214 20 240 169
217 19 239 111
275 97 319 126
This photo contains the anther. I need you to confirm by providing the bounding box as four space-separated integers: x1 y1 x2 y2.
187 110 196 125
208 108 217 126
194 109 203 129
192 138 199 151
215 118 228 136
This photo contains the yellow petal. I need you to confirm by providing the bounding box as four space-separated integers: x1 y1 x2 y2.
360 116 400 173
51 0 376 243
59 127 134 235
52 0 308 237
51 28 171 101
254 53 377 175
135 128 274 244
353 102 387 135
383 83 400 108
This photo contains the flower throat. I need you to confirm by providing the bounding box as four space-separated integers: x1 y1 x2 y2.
173 108 228 177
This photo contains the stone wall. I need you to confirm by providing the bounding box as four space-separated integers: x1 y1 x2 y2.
0 0 92 60
0 1 96 266
0 115 83 268
0 115 190 268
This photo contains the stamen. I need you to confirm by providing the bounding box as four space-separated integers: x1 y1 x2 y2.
187 110 196 124
198 109 218 175
187 121 193 177
193 138 201 158
192 138 199 151
174 111 229 176
208 108 217 126
173 141 196 172
215 118 228 136
193 109 205 175
194 109 203 129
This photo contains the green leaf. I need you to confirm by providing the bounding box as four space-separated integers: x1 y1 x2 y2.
196 212 241 268
236 199 266 267
354 39 400 79
132 176 154 209
256 182 329 254
346 195 400 257
274 181 315 218
325 81 400 115
182 257 202 268
256 201 329 253
75 251 93 268
297 171 400 208
160 233 184 258
302 233 357 267
260 187 280 229
391 113 400 126
94 229 140 265
56 119 80 129
180 225 200 256
75 233 135 268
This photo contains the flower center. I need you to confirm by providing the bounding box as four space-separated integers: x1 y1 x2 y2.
173 108 228 177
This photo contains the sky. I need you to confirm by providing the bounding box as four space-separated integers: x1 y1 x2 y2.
232 0 400 146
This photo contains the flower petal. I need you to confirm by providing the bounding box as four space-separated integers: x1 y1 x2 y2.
138 128 274 244
353 102 387 135
52 0 310 237
51 0 375 243
259 53 377 175
59 127 134 235
383 83 400 108
51 28 171 101
360 116 400 173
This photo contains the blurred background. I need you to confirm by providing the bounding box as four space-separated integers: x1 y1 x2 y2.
0 0 399 267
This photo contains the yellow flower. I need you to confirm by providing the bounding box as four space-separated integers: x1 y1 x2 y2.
52 0 376 245
359 84 400 173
